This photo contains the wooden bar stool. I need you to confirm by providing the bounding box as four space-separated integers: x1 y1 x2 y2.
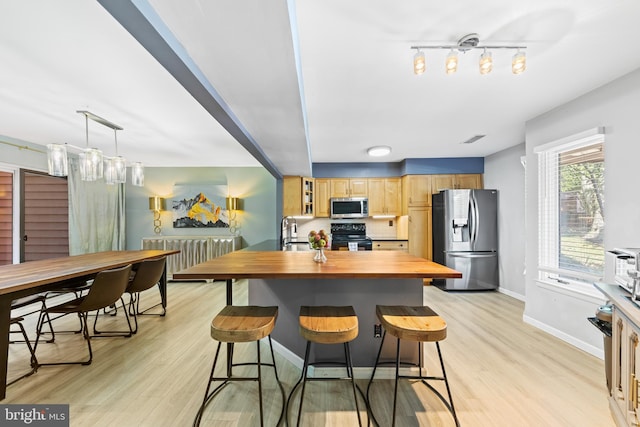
286 305 364 426
367 305 459 427
194 305 285 427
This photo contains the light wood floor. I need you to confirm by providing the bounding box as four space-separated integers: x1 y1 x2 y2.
5 281 614 426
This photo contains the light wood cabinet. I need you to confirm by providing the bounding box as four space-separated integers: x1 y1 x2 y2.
432 174 484 193
330 178 368 198
372 240 408 252
611 307 640 427
455 174 484 189
314 178 330 218
282 176 314 217
368 177 401 216
431 174 456 193
402 175 432 212
408 207 432 260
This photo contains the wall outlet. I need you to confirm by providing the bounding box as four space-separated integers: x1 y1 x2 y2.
374 324 382 338
388 220 393 226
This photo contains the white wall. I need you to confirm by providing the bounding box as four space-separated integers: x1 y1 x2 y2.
484 143 526 300
524 67 640 357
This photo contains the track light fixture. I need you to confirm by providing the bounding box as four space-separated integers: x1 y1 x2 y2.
411 33 527 75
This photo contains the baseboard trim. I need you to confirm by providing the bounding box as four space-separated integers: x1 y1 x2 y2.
523 314 604 359
498 287 525 301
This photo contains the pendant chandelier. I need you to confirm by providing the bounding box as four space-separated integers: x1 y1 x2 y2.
46 110 144 186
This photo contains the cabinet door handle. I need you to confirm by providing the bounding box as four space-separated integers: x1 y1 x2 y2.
633 333 640 411
617 318 625 394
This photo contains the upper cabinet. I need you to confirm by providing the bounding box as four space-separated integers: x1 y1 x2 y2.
402 175 432 210
432 174 484 192
314 178 330 218
402 174 483 214
368 178 401 216
455 174 484 189
283 176 314 217
284 173 482 218
330 178 368 198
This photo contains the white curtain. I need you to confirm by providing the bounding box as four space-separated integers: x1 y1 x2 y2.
68 158 125 254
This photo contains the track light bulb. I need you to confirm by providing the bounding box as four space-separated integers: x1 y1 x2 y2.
479 50 492 75
413 50 426 75
512 50 526 74
445 50 458 75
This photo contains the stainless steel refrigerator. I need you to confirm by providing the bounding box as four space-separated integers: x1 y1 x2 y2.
432 189 499 290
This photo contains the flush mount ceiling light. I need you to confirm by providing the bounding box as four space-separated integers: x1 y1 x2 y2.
367 146 392 157
410 33 527 75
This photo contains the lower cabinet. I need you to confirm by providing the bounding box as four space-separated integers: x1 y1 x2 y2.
372 240 408 252
612 307 640 426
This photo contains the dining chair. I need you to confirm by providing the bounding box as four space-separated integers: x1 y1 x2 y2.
7 316 38 386
34 264 133 366
91 257 166 336
10 294 55 344
125 257 167 332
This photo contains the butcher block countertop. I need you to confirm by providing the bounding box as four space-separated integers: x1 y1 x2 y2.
173 246 461 281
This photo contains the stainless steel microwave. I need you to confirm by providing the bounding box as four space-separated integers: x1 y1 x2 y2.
330 197 368 219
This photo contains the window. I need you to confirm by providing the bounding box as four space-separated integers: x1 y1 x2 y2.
536 128 605 284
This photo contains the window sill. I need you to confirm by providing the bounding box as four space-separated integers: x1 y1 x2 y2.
534 279 607 305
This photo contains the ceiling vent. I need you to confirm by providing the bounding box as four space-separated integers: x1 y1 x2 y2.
461 135 486 144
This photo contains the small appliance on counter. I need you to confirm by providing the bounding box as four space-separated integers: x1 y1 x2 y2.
330 223 372 251
606 248 640 293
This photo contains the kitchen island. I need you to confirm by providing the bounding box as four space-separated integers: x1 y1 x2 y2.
174 240 461 367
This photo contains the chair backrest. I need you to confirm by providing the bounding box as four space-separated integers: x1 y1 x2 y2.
77 264 132 313
126 257 166 294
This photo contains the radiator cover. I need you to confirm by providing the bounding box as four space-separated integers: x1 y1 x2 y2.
141 236 241 279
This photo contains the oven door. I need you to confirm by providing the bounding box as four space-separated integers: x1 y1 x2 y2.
331 239 372 251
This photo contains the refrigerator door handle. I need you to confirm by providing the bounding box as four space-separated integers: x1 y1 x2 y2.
470 192 478 245
446 252 496 258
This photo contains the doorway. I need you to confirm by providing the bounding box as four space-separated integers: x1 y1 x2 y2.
20 170 69 262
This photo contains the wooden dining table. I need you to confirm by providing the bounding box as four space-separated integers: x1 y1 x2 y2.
0 250 178 400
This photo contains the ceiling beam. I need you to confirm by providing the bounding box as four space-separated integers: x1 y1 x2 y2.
97 0 282 179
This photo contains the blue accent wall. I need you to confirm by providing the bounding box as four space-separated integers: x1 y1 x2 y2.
402 158 484 175
313 158 483 178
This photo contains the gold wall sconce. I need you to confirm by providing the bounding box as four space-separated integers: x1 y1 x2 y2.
148 196 166 235
226 196 241 235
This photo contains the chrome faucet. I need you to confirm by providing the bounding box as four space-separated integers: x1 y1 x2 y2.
281 216 297 248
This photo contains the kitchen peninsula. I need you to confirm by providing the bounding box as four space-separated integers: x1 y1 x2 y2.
173 241 461 367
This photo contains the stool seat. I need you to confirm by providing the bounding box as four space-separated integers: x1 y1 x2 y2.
299 305 358 344
210 305 278 343
376 305 447 342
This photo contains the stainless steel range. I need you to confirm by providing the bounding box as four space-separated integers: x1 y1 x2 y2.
330 223 372 251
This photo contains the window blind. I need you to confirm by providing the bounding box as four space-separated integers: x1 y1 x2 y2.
537 132 605 283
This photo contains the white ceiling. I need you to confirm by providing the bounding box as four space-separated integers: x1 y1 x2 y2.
2 1 640 178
